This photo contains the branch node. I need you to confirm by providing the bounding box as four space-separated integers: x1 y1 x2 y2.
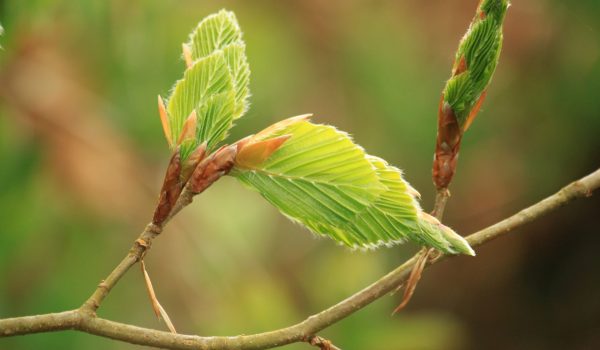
97 281 109 291
135 238 150 249
307 335 341 350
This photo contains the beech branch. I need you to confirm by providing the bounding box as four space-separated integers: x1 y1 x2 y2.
1 168 598 349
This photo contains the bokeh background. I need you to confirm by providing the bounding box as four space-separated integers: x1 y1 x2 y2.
1 1 599 349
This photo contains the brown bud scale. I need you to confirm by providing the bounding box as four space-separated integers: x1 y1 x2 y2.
188 145 237 194
153 149 183 225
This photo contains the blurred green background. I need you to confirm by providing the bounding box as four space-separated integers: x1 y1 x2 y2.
1 1 599 349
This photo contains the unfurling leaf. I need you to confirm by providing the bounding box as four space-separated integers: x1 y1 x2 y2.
231 116 474 255
159 10 250 163
444 0 508 128
434 0 509 189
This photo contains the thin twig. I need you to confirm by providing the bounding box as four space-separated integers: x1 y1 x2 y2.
1 168 598 350
81 223 163 314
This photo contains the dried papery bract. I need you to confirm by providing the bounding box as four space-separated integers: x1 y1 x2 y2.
141 261 177 333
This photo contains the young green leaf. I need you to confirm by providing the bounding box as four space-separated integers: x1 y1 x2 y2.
166 52 233 159
187 10 242 60
433 0 509 189
232 116 474 254
187 10 250 119
444 0 508 128
160 10 250 162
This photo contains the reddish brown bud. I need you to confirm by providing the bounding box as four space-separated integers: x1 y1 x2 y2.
188 145 237 194
433 96 462 190
153 148 184 224
180 142 208 182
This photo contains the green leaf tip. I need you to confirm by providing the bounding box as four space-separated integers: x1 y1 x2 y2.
231 116 474 255
443 0 509 130
159 9 250 164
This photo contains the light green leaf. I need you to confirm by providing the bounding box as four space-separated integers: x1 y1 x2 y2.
231 117 474 254
188 10 250 119
222 43 251 118
232 119 386 247
196 91 236 151
188 10 243 60
167 52 233 156
443 0 508 127
162 10 251 159
366 157 473 254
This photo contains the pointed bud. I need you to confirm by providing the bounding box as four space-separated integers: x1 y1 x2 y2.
182 43 193 69
433 98 462 190
433 0 508 189
177 110 197 145
235 135 291 169
158 95 173 148
188 145 237 194
153 148 183 225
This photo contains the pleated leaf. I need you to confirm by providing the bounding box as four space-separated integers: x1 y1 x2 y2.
232 118 386 247
167 52 233 159
222 43 251 118
443 0 508 127
365 157 473 254
187 10 250 119
162 9 251 161
231 117 474 254
188 10 242 59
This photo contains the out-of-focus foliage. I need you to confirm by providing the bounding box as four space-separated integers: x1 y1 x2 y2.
1 1 599 350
